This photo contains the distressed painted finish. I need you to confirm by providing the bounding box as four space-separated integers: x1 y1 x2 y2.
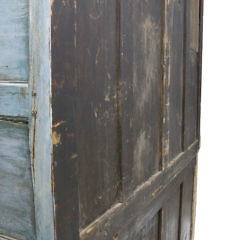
29 0 55 238
0 83 28 118
0 121 35 240
0 0 29 82
0 0 37 239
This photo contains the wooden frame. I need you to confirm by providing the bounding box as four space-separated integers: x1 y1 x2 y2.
29 0 55 238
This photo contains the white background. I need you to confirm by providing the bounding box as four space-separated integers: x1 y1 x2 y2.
195 0 240 239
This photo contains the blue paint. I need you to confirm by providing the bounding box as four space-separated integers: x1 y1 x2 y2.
0 83 28 118
29 0 55 238
0 122 36 240
0 0 55 238
0 0 29 82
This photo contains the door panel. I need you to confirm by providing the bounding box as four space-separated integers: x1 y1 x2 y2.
0 122 35 239
0 83 28 118
0 0 35 239
0 0 29 83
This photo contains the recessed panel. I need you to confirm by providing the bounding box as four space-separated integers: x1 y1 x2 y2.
0 121 35 240
0 0 29 82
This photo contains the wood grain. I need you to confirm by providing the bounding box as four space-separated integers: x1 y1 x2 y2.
161 188 181 240
167 0 185 162
29 0 55 238
51 0 120 235
118 214 159 240
80 143 198 240
179 164 194 240
120 0 162 199
183 0 199 149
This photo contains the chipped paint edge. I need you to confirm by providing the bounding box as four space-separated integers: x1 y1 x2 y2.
29 0 55 239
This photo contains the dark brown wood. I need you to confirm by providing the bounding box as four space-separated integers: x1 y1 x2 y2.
120 0 162 200
161 188 181 240
51 0 79 238
75 1 120 230
50 0 203 239
183 0 200 149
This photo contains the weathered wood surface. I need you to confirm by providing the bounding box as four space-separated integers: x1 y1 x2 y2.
0 0 202 239
0 121 35 240
161 0 186 165
183 0 200 149
118 213 160 240
0 0 29 82
50 0 202 239
0 83 28 118
179 162 194 240
29 0 55 238
80 143 197 240
120 0 162 199
51 0 121 236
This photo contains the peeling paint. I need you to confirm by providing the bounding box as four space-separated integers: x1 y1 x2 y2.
52 131 61 146
71 153 79 159
53 120 66 128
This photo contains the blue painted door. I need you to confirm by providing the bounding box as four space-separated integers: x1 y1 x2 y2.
0 0 36 239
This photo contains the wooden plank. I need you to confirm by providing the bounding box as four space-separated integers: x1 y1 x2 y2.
162 0 185 164
80 142 198 240
51 0 120 234
0 0 29 82
183 0 199 149
50 0 79 237
0 83 28 118
179 164 194 240
0 121 35 240
120 0 162 199
168 0 185 161
76 0 120 229
161 188 181 240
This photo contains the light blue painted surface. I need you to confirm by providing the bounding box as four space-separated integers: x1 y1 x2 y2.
29 0 55 238
0 83 28 118
0 121 36 240
0 0 29 82
0 0 55 238
0 0 38 239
